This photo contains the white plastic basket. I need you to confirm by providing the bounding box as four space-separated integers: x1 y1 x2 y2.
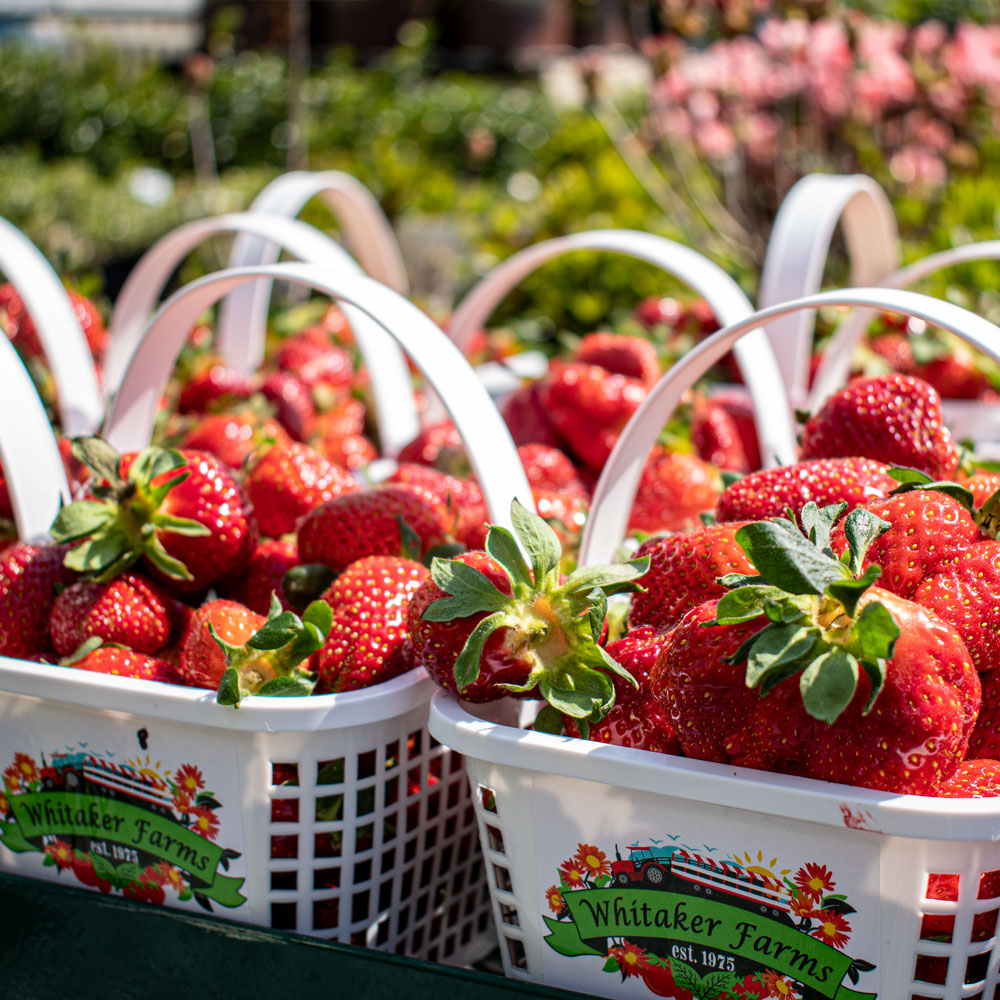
0 263 534 963
430 289 1000 997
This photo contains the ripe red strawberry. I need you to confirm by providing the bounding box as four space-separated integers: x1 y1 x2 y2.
396 419 468 473
309 396 377 471
67 644 179 684
0 542 73 659
543 361 647 473
0 463 12 522
176 599 265 689
691 396 750 472
1 286 107 360
259 371 316 440
800 374 959 480
314 555 430 692
935 759 1000 797
50 438 257 594
272 327 353 389
298 484 452 575
910 338 990 400
715 457 896 523
225 538 300 615
501 381 566 450
245 441 356 539
181 410 291 472
963 471 1000 512
706 390 761 470
629 447 722 535
385 463 486 550
49 572 176 656
408 501 648 723
177 361 256 414
651 506 980 794
967 669 1000 760
563 625 680 753
629 521 754 632
517 444 587 497
574 332 661 388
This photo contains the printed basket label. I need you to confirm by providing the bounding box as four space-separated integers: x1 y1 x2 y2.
535 783 878 1000
0 728 246 915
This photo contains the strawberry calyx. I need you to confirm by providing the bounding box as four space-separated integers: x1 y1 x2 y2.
709 502 900 723
50 437 210 583
888 465 1000 537
422 500 649 723
214 594 333 706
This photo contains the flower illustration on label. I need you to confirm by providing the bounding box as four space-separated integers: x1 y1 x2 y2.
0 746 245 912
542 840 877 999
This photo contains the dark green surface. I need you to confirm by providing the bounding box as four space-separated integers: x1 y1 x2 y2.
0 872 597 1000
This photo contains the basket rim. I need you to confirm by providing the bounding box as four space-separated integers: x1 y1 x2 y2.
0 654 435 733
428 691 1000 841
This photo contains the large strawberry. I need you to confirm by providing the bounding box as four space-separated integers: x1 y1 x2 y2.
180 410 291 472
543 361 647 473
49 438 257 593
245 441 356 539
629 446 723 535
0 542 73 659
715 457 896 523
800 373 959 480
297 484 452 575
314 555 430 692
629 521 754 632
176 360 256 414
501 381 566 450
49 572 177 656
652 503 980 794
385 463 486 550
936 760 1000 798
574 332 661 388
408 501 648 725
63 640 180 684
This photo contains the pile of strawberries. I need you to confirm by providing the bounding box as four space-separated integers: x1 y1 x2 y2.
2 276 1000 802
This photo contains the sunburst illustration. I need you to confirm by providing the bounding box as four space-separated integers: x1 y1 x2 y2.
127 753 169 789
733 849 792 884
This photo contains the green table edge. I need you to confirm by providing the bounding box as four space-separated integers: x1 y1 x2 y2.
0 871 599 999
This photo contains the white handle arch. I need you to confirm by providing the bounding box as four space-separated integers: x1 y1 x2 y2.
104 263 533 533
217 170 409 372
0 217 103 436
104 213 420 457
759 174 900 403
580 287 1000 568
447 229 798 469
0 334 72 541
810 240 1000 409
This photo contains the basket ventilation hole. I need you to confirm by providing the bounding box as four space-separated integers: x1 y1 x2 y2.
354 858 372 884
966 952 990 985
352 890 371 923
926 873 960 901
271 762 298 786
315 790 344 823
357 749 377 780
478 784 498 814
356 785 376 817
486 824 506 854
317 758 344 786
270 798 299 823
314 831 342 858
500 903 520 927
313 867 340 890
913 954 949 985
270 871 297 891
313 898 339 930
408 729 423 756
494 864 513 893
972 908 999 942
979 870 1000 900
506 936 528 970
919 912 954 943
271 902 297 930
994 985 1000 1000
270 834 298 860
384 740 400 770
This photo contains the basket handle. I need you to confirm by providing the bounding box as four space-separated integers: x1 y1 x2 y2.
446 229 796 469
758 174 900 403
579 287 1000 567
0 335 72 541
0 217 104 436
809 240 1000 408
103 263 533 532
103 213 420 457
216 171 408 371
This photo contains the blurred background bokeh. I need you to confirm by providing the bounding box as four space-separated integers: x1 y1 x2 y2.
1 0 998 343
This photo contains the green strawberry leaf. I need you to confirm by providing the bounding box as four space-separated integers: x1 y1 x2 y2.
62 523 132 574
485 525 533 588
216 668 243 707
799 647 859 723
736 520 850 595
713 585 786 625
424 558 511 621
257 676 316 698
511 499 561 590
397 516 422 561
800 501 848 551
142 533 193 581
145 471 191 508
537 664 613 720
717 572 764 589
887 466 934 486
560 557 649 599
587 587 608 643
851 600 899 663
208 624 244 663
453 610 506 690
825 564 882 618
843 508 892 573
533 705 565 735
592 640 639 688
745 623 820 695
50 500 116 542
149 511 211 537
282 563 337 611
61 636 105 667
302 599 334 636
71 436 123 485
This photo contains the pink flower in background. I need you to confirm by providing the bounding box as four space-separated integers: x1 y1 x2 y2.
890 146 947 189
912 20 947 55
742 112 780 163
695 119 737 158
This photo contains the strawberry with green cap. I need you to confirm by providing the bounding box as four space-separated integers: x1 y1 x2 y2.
407 500 649 727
